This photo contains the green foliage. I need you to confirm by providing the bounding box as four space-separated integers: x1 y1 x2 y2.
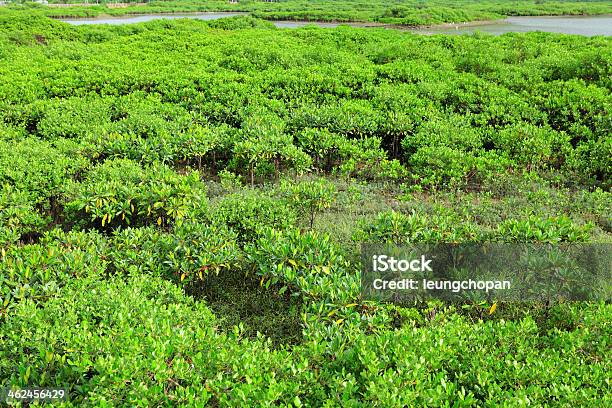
33 96 114 138
0 274 223 405
494 124 572 169
231 112 312 184
108 222 238 284
64 159 207 229
0 138 87 202
0 12 610 406
244 227 392 346
497 215 593 243
401 114 483 156
295 128 405 180
210 189 297 243
205 15 277 30
409 147 512 189
246 227 355 304
281 177 337 229
570 135 612 189
2 16 609 189
0 185 47 244
354 211 596 244
314 307 611 406
0 137 87 243
217 169 243 190
354 210 484 244
3 277 609 405
0 229 106 318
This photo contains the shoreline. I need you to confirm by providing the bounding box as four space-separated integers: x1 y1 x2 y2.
51 11 246 20
49 11 612 32
388 19 504 30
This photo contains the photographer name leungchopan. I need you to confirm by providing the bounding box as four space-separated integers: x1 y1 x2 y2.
372 278 512 293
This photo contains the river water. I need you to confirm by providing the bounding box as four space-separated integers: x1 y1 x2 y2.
420 16 612 36
60 12 247 25
59 13 612 36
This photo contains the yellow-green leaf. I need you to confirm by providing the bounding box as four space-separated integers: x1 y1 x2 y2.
489 302 497 315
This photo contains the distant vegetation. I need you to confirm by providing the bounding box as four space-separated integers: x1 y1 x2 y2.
0 11 610 406
3 0 612 25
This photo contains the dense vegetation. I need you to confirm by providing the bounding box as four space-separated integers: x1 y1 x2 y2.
4 0 612 26
0 11 611 406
